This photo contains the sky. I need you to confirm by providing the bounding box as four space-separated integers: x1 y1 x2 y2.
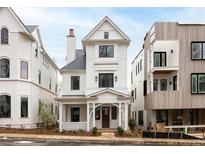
13 7 205 87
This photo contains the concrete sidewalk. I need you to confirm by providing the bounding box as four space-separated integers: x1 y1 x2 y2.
1 133 205 145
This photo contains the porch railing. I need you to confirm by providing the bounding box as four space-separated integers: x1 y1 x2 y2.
62 122 87 130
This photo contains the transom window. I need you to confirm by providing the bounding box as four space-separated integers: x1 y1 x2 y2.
20 61 28 79
154 52 166 67
191 42 205 60
192 73 205 94
0 95 11 118
1 28 9 44
99 73 114 88
71 76 80 90
104 32 109 39
71 107 80 122
160 79 167 91
111 106 117 120
99 45 114 57
21 97 28 118
0 58 10 78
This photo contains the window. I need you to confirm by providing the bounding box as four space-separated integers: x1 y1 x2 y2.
153 79 158 91
138 63 140 74
192 73 205 94
172 110 182 125
173 76 177 91
21 97 28 118
136 65 138 75
134 88 136 100
111 106 117 120
99 73 114 88
160 79 167 91
20 61 28 79
0 95 11 118
55 83 58 93
42 58 49 69
131 72 133 84
104 32 109 39
71 107 80 122
1 28 8 44
138 111 143 126
140 59 142 71
99 45 114 57
0 58 10 78
71 76 80 90
38 71 41 84
49 78 52 90
156 110 168 126
191 42 205 60
143 80 147 96
95 107 100 120
35 48 38 58
154 52 166 67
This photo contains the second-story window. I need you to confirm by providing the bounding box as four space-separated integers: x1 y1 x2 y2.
99 73 113 88
192 73 205 94
160 79 167 91
20 61 28 79
99 45 114 58
49 78 52 90
154 52 166 67
71 76 80 90
1 28 9 44
153 79 158 91
104 32 109 39
0 58 10 78
38 70 41 84
191 42 205 60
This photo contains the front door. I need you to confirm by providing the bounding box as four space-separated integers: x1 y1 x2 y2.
102 107 110 128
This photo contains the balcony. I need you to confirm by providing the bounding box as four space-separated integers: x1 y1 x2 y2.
145 91 179 110
151 66 178 74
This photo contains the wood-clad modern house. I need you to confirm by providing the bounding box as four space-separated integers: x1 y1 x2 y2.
131 22 205 130
56 16 131 131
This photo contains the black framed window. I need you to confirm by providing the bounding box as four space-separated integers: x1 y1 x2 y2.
71 107 80 122
99 73 114 88
138 111 143 126
1 28 9 44
38 71 41 84
99 45 114 57
156 110 168 126
111 106 117 120
154 52 166 67
95 107 100 120
173 76 177 91
192 73 205 94
0 95 11 118
104 32 109 39
160 79 167 91
143 80 147 96
20 61 28 79
71 76 80 90
153 79 158 91
191 42 205 60
0 58 10 78
21 97 28 118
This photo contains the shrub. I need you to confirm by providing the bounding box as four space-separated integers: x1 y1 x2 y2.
117 127 124 136
78 129 85 133
128 119 136 132
91 127 97 136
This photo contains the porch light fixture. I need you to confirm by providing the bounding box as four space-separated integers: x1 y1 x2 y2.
171 49 174 53
169 81 172 85
95 75 98 82
115 75 118 81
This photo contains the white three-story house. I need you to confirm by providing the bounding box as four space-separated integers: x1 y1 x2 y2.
56 16 131 131
0 8 59 128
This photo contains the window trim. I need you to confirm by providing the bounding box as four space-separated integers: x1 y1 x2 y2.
191 42 205 60
191 73 205 94
154 52 167 67
99 45 114 58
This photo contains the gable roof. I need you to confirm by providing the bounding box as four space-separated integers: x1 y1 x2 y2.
61 54 86 71
82 16 131 41
86 88 131 98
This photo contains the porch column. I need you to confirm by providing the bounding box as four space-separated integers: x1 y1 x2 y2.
124 102 128 131
59 103 63 132
119 103 122 127
87 103 90 131
92 103 95 127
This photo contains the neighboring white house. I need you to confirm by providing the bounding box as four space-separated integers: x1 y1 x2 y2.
56 16 131 131
0 7 59 128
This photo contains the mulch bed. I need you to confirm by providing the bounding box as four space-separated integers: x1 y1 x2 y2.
115 132 141 138
0 127 101 136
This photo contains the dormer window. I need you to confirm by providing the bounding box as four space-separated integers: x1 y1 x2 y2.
99 45 114 58
104 32 109 39
1 28 9 44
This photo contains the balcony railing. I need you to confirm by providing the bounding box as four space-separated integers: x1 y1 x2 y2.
145 91 179 109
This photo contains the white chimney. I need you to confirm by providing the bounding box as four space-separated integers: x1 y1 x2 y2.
66 29 76 64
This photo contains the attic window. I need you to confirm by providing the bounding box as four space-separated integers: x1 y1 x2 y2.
104 32 109 39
